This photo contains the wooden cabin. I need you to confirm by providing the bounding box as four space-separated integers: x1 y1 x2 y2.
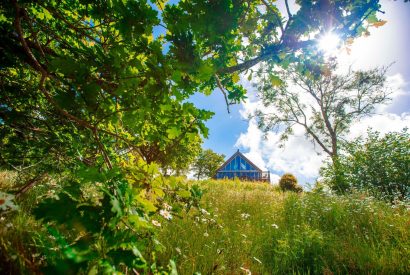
214 150 270 182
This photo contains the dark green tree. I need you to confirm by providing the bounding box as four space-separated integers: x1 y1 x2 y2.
321 129 410 200
192 149 225 180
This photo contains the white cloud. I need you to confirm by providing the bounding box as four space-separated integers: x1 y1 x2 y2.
235 73 409 186
235 117 326 184
234 0 410 186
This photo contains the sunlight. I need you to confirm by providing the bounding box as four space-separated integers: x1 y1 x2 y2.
318 32 340 55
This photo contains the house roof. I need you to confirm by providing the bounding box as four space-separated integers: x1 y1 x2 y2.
217 149 262 172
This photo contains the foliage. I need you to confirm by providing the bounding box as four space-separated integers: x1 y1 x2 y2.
163 0 384 107
0 0 386 271
157 179 410 274
0 167 203 274
256 60 390 189
321 129 410 200
279 173 302 192
256 60 390 160
191 149 225 180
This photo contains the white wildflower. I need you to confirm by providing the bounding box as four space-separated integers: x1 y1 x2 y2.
163 203 172 210
241 213 250 219
203 232 209 237
151 220 161 227
159 209 172 220
271 224 279 229
200 208 210 215
0 192 18 211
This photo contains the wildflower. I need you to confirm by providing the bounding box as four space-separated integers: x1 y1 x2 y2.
241 213 250 219
159 209 172 220
163 203 172 210
151 220 161 227
200 208 210 215
203 232 209 237
201 218 208 223
271 224 279 229
0 192 18 211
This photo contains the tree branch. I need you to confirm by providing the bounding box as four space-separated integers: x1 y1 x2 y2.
215 74 231 113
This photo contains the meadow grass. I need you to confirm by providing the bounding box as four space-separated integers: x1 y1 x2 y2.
156 179 410 274
1 174 409 274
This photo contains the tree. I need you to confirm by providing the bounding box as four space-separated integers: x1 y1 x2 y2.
163 0 384 110
255 61 390 163
0 0 384 175
321 129 410 200
0 0 385 272
192 149 225 180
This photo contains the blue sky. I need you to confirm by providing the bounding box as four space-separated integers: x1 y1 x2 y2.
153 0 410 186
187 0 410 186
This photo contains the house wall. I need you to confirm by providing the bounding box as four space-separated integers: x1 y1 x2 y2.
216 154 263 180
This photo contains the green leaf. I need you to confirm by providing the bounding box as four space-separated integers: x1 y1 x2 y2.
177 189 191 198
232 73 240 83
167 126 181 139
110 197 122 217
270 75 283 87
198 62 215 81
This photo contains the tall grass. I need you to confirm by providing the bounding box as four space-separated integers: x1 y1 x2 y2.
1 174 409 274
0 171 59 274
157 179 410 274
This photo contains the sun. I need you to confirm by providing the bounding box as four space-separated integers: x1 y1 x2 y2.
318 32 341 55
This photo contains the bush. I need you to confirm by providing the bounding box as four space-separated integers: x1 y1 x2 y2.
279 173 302 192
321 129 410 201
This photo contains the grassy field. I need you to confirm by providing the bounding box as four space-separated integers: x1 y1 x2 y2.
156 179 410 274
1 175 409 274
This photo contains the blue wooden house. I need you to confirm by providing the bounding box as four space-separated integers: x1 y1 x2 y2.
214 150 270 182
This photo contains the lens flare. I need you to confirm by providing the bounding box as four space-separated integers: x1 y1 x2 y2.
318 32 340 55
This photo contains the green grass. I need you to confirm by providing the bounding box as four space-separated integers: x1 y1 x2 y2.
156 179 410 274
1 174 409 274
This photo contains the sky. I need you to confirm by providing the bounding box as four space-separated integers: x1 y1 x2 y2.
187 0 410 186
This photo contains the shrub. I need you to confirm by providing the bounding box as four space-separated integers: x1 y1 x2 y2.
279 173 302 192
321 129 410 201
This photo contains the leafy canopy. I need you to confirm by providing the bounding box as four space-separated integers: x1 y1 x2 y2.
0 0 386 272
321 129 410 200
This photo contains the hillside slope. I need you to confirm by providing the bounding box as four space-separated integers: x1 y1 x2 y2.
157 179 410 274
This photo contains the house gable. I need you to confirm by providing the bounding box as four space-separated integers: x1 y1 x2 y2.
217 150 262 172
